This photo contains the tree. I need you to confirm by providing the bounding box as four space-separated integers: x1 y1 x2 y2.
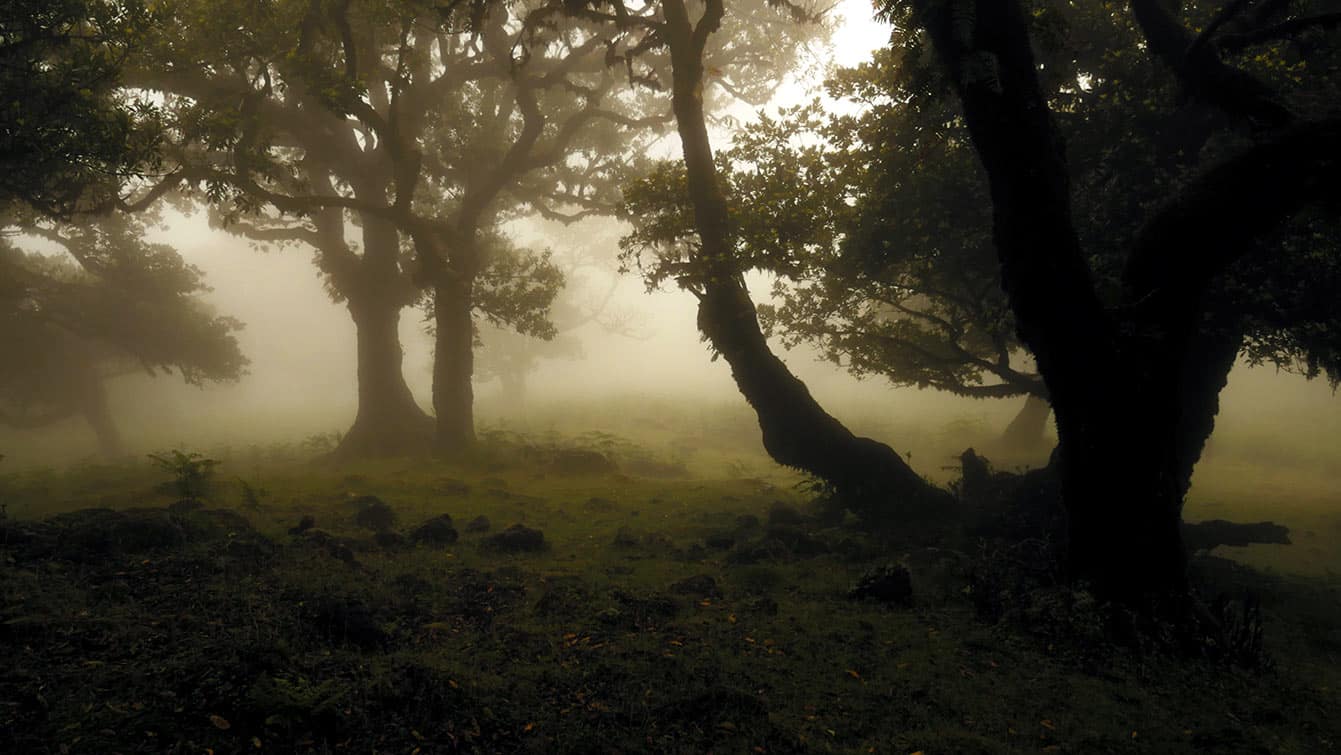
477 218 648 406
0 0 165 217
0 212 246 456
889 0 1341 603
602 0 952 518
134 0 675 454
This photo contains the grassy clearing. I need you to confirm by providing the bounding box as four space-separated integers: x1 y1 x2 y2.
1 417 1338 754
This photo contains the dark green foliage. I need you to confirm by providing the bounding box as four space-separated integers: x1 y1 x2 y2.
0 0 164 216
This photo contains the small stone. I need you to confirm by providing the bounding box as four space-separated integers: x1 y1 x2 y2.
848 564 914 607
612 526 640 548
409 515 459 547
288 515 316 536
168 498 205 514
374 531 409 550
481 524 546 553
704 532 735 550
351 496 397 532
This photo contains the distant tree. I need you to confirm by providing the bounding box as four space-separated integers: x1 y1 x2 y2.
477 219 648 406
133 0 820 456
0 212 246 456
890 0 1341 604
0 0 165 217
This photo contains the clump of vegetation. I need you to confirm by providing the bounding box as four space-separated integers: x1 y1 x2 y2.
148 449 221 501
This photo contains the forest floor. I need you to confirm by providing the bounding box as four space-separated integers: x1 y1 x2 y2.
1 410 1339 754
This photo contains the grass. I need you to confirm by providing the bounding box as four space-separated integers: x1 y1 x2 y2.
1 414 1339 754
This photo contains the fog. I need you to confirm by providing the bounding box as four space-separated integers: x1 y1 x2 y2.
8 200 1340 500
5 2 1341 751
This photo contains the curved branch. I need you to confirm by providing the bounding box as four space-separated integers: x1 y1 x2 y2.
1123 117 1341 311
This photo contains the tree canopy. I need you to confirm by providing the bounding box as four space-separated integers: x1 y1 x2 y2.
0 212 246 454
0 0 165 217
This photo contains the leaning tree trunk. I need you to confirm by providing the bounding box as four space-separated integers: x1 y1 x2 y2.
663 0 951 519
433 267 477 455
78 372 123 458
1000 394 1051 450
333 216 433 458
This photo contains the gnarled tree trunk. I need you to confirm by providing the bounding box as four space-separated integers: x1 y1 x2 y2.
333 216 433 458
79 372 123 459
433 266 477 455
662 0 951 519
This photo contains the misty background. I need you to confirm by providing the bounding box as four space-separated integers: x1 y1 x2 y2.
3 2 1337 518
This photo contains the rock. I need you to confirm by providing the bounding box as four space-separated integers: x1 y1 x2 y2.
612 526 640 548
734 514 761 532
534 576 592 618
351 496 397 532
409 515 459 547
374 531 409 550
767 502 805 526
186 508 254 538
704 532 735 550
464 515 491 534
899 547 970 602
288 515 316 536
849 564 914 607
306 596 388 650
49 508 186 560
764 524 830 556
550 449 618 476
481 524 546 553
168 498 205 514
670 574 721 598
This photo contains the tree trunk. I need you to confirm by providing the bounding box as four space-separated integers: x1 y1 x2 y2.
433 270 476 454
1000 394 1051 450
1057 399 1189 601
79 373 123 458
333 216 432 458
337 294 433 457
1173 321 1244 498
663 0 951 519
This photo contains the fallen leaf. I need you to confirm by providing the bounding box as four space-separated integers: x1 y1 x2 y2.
209 714 230 730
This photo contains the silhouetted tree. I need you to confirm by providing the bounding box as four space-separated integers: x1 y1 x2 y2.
0 213 246 456
892 0 1341 603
